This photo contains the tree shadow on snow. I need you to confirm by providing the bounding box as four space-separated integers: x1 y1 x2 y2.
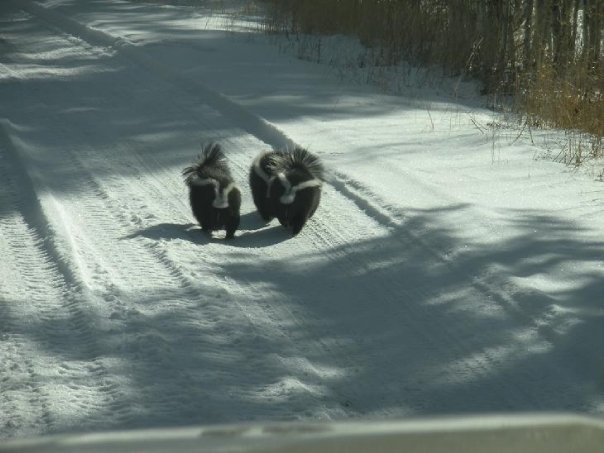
215 206 604 417
5 204 603 437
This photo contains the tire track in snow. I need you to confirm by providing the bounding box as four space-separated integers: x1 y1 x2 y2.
0 124 73 437
0 5 210 424
65 135 355 420
15 139 234 423
0 122 133 434
0 220 53 438
18 58 336 422
6 2 345 422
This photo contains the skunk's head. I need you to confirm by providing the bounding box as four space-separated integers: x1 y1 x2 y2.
251 150 286 184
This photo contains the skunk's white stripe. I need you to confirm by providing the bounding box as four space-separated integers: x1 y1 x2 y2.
266 174 278 198
212 182 237 209
191 177 236 208
276 172 291 191
277 173 322 205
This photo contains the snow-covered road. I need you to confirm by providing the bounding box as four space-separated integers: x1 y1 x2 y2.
0 0 602 440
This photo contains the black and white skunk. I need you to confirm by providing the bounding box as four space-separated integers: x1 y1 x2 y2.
266 147 324 236
182 142 241 239
249 149 285 222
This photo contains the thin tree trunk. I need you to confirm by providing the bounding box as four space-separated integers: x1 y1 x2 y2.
523 0 535 68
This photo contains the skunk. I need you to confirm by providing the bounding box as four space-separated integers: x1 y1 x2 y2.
249 149 285 222
267 147 324 236
182 142 241 239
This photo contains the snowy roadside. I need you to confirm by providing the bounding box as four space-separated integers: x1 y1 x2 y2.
28 0 604 344
0 0 602 441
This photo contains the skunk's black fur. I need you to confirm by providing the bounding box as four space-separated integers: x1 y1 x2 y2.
183 142 241 239
268 147 324 236
249 150 285 222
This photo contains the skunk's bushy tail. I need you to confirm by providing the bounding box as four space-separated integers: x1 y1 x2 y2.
279 147 324 180
182 142 230 184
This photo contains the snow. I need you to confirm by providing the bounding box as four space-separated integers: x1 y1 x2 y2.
0 0 603 441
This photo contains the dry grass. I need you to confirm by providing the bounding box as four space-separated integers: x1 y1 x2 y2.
260 0 603 162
